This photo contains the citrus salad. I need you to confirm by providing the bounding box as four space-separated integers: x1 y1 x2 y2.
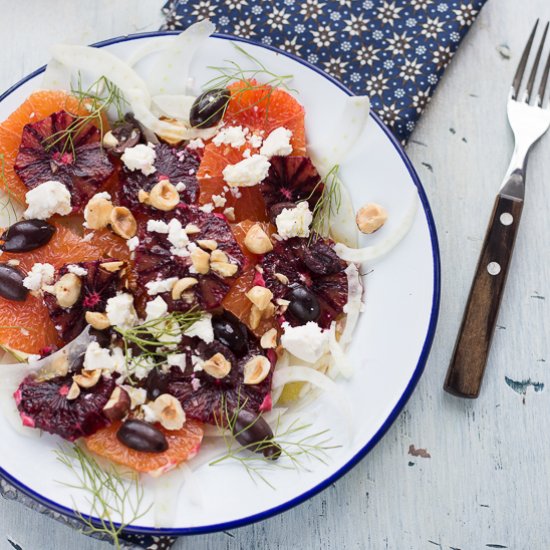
0 22 408 482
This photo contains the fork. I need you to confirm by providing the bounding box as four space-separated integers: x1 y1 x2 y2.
444 20 550 398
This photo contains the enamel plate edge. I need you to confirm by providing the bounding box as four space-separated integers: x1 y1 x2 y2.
0 32 440 535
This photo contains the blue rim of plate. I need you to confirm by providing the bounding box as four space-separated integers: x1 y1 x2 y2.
0 31 441 537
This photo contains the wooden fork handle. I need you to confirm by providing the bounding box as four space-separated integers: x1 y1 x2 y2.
444 193 524 398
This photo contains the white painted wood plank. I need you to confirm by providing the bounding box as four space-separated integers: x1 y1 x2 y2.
1 1 550 549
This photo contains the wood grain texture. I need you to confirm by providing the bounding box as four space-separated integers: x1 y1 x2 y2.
2 1 550 549
445 194 524 398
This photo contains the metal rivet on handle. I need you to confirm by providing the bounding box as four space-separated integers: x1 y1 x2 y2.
487 262 501 275
500 213 514 226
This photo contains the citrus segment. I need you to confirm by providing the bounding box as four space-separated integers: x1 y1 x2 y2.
0 91 89 203
85 419 204 474
225 80 306 155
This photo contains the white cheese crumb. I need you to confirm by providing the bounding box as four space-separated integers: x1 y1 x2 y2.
222 154 271 187
213 126 248 148
175 182 187 192
22 262 55 291
183 313 214 344
248 133 263 148
199 203 215 213
167 353 186 369
242 149 251 158
145 277 179 296
147 219 170 234
23 181 72 220
275 202 313 239
145 296 168 321
142 404 160 424
212 194 227 208
167 218 189 249
66 264 88 277
280 321 329 363
127 236 140 252
187 138 205 150
123 385 148 409
260 127 293 158
106 292 137 330
83 341 119 372
191 377 202 391
121 143 156 176
191 355 204 372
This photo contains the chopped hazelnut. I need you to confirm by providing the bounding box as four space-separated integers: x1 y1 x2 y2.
151 394 186 430
103 387 131 421
197 239 218 251
138 189 150 204
203 353 232 379
66 382 81 401
148 180 180 211
356 203 388 234
249 304 263 330
55 273 82 308
85 195 113 230
73 369 102 389
210 249 228 263
274 272 289 285
110 206 137 239
243 356 271 385
260 328 278 349
171 277 199 300
210 261 238 277
246 286 273 311
100 261 125 273
244 224 273 254
190 247 210 274
85 311 111 330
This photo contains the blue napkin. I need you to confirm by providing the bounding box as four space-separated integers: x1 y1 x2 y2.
162 0 487 144
1 1 486 548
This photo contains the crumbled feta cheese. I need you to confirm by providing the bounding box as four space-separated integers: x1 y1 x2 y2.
128 354 156 380
121 143 156 175
191 355 204 372
167 354 186 368
171 247 190 258
146 277 179 296
275 202 313 239
127 236 139 252
147 219 170 234
145 296 169 321
248 133 263 148
106 292 137 329
23 181 72 220
280 321 329 363
242 149 251 158
22 262 55 291
142 404 159 424
199 203 215 213
175 182 187 192
183 313 214 343
167 218 189 249
213 126 248 148
191 378 202 391
123 385 147 409
187 138 205 150
66 264 88 277
83 341 118 372
212 194 227 208
222 154 271 187
260 127 293 158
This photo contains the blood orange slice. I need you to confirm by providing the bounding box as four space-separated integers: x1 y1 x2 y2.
85 419 204 475
0 223 119 354
0 91 89 204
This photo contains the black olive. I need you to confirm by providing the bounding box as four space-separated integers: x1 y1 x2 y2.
268 201 297 225
212 314 248 354
285 285 320 323
301 241 343 275
0 263 29 302
0 219 56 252
233 409 281 460
146 368 170 401
117 419 168 453
189 88 231 128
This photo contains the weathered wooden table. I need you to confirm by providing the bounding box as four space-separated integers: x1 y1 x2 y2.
1 1 549 548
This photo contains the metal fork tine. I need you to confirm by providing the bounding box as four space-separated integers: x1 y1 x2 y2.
512 19 539 99
526 22 549 102
537 25 550 106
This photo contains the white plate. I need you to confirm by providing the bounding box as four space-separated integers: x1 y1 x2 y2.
0 32 440 535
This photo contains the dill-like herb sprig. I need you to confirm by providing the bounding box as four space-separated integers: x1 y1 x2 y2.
309 164 342 241
210 399 340 489
55 445 152 549
114 309 203 382
0 153 18 226
43 74 127 157
200 44 296 127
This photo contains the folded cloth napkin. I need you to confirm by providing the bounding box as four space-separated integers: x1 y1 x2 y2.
1 1 486 548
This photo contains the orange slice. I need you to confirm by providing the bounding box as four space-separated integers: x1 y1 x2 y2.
85 420 204 475
0 91 90 204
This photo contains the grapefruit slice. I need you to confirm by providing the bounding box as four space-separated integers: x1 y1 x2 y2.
0 223 120 354
0 91 90 204
85 419 204 475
